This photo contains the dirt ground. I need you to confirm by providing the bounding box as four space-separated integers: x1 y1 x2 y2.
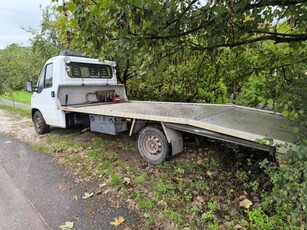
0 110 37 143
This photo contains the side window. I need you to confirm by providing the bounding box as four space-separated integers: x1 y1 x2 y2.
37 68 45 93
36 63 53 93
44 63 53 88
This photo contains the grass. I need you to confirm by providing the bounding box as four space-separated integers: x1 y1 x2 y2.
0 104 31 117
1 90 32 105
7 123 268 229
2 107 277 229
134 172 148 184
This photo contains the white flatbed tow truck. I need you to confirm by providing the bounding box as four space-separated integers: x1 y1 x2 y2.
26 51 296 164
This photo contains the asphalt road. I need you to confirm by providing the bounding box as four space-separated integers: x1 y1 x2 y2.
0 134 140 230
0 98 30 109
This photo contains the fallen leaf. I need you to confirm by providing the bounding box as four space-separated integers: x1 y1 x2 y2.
104 189 111 195
176 168 185 174
99 183 107 188
82 192 93 199
157 200 167 209
196 159 203 165
171 177 180 183
60 221 74 230
5 141 11 144
234 224 242 229
123 177 131 185
95 189 103 195
110 216 125 226
195 195 205 203
239 199 253 209
72 195 78 200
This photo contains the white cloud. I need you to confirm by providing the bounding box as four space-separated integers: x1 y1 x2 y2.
0 0 50 49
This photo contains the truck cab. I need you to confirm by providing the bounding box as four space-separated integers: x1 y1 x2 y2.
27 51 119 131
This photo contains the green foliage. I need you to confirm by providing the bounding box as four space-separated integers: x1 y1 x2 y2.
237 42 307 122
247 207 275 230
201 202 217 221
27 5 63 65
260 143 307 227
7 3 304 228
109 172 123 186
52 0 306 106
135 192 154 209
0 45 37 92
0 5 63 94
134 172 148 184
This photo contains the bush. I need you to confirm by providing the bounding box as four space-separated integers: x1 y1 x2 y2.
260 143 307 228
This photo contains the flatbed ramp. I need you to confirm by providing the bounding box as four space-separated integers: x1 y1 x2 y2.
62 101 295 146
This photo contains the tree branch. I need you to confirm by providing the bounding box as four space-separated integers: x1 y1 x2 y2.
237 0 307 13
162 0 198 30
189 34 307 50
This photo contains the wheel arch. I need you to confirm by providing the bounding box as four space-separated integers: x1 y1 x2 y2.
31 108 39 121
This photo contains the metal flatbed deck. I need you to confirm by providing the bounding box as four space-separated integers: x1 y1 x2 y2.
62 101 295 147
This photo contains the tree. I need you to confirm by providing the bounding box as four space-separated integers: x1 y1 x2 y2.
0 44 36 91
52 0 306 114
55 0 306 51
26 5 64 75
0 6 64 95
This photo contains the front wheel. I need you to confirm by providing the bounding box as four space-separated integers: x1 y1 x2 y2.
33 111 50 134
138 126 169 165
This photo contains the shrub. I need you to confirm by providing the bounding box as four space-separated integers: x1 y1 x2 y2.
260 143 307 227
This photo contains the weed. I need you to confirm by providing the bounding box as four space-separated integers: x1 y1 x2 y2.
247 207 274 230
207 219 220 230
166 209 183 225
92 137 107 147
121 141 136 151
244 180 260 191
33 145 52 153
209 158 220 169
182 190 193 202
201 202 217 221
134 172 148 184
236 171 249 181
109 172 122 186
99 160 111 170
56 140 81 148
159 161 173 170
156 180 175 194
135 192 154 209
191 205 201 213
87 148 101 158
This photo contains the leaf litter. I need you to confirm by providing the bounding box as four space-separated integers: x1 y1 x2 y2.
0 109 275 229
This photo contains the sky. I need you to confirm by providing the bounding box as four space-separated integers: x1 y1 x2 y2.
0 0 50 49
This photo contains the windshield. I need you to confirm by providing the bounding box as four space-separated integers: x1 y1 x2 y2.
66 62 112 79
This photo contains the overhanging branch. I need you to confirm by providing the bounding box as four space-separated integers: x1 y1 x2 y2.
189 34 307 50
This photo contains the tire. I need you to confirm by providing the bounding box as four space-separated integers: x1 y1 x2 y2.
138 126 169 165
33 111 50 134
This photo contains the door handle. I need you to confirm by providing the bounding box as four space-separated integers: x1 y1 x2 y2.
51 91 55 97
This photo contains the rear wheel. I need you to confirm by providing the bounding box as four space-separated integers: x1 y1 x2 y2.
33 111 50 134
138 126 169 164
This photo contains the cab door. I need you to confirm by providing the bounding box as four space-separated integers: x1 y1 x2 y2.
32 63 59 126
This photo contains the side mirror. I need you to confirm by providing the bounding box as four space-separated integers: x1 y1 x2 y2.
25 81 33 92
25 81 38 92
